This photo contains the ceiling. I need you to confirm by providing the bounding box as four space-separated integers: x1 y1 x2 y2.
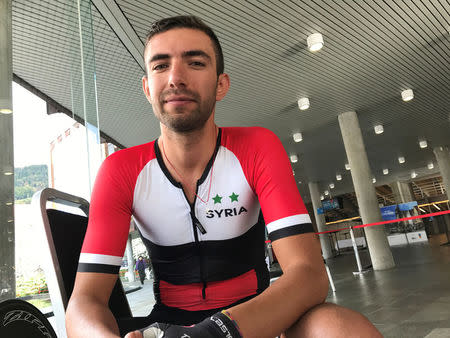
11 0 450 202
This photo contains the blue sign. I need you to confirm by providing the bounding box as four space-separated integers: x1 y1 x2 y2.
398 201 418 212
321 199 340 211
317 208 324 215
380 205 397 221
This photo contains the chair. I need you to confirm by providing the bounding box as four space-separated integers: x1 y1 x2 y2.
32 188 132 338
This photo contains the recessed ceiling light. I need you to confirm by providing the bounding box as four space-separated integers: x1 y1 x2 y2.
0 108 13 114
292 170 295 176
298 181 302 184
401 89 414 102
419 140 427 149
427 162 434 169
324 190 329 195
336 174 342 181
320 195 324 200
411 171 417 179
372 177 376 183
293 132 303 142
374 125 384 134
398 156 405 164
345 163 351 170
290 154 298 163
329 183 335 189
383 168 389 175
297 97 310 111
307 33 324 52
5 202 13 206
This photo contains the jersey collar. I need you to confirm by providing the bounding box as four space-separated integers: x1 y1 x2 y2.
154 128 222 189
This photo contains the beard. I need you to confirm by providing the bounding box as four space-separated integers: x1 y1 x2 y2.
153 87 217 133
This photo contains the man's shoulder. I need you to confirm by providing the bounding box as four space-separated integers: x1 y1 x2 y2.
222 126 279 144
107 140 156 162
101 140 157 174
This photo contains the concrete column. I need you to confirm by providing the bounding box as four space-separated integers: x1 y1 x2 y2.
0 0 15 301
338 111 395 270
431 217 440 235
444 214 450 233
125 234 135 282
433 146 450 199
308 182 333 259
390 181 414 203
390 181 416 228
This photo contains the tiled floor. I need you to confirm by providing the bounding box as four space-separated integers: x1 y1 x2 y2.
125 279 156 317
325 235 450 337
124 235 450 337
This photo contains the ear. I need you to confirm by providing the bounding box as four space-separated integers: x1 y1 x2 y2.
142 75 152 103
216 73 230 102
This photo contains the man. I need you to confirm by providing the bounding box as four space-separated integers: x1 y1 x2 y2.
135 256 147 285
66 16 381 338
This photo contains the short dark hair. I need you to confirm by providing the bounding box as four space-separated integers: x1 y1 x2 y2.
144 16 224 76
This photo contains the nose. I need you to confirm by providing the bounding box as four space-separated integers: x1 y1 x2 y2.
168 60 187 88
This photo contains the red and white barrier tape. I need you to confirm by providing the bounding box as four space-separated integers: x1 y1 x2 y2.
315 209 450 235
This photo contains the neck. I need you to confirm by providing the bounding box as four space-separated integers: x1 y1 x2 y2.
159 116 218 181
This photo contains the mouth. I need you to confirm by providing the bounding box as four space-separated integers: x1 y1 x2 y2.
164 96 196 105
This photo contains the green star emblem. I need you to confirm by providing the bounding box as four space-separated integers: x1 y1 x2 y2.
229 192 239 202
213 194 222 204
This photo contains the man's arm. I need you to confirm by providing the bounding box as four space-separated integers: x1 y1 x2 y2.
226 232 328 338
66 272 121 338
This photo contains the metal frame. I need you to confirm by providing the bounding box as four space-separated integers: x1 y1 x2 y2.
32 188 90 338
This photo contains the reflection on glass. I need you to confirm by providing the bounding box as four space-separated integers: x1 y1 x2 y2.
66 0 102 199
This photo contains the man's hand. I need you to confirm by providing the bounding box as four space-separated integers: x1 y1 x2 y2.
125 311 241 338
124 331 143 338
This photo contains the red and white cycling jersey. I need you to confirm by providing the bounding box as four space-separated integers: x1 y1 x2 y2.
78 127 313 311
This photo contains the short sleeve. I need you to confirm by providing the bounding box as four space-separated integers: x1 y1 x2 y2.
251 128 314 241
77 154 135 274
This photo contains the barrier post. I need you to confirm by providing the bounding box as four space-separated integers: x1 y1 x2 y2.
349 227 370 275
325 264 336 292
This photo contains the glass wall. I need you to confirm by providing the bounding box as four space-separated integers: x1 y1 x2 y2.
1 1 154 335
65 0 103 198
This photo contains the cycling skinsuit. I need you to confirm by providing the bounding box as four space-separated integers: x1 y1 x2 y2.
77 126 313 329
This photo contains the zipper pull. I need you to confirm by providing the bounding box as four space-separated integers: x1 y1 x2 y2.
202 281 207 299
191 213 207 234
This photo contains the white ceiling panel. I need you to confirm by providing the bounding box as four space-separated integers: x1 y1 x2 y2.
12 0 450 201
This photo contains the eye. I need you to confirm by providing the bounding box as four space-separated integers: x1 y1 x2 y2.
190 61 205 67
153 64 168 71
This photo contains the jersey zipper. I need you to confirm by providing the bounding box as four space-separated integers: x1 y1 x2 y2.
187 187 208 300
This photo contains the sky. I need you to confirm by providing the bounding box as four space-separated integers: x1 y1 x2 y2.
12 83 75 168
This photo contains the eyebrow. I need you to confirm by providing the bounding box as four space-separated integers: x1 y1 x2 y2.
149 53 170 63
148 50 211 64
182 50 211 61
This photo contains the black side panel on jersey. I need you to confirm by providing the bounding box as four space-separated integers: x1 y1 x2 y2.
140 219 268 285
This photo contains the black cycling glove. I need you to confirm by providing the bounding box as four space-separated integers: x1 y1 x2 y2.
140 310 242 338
